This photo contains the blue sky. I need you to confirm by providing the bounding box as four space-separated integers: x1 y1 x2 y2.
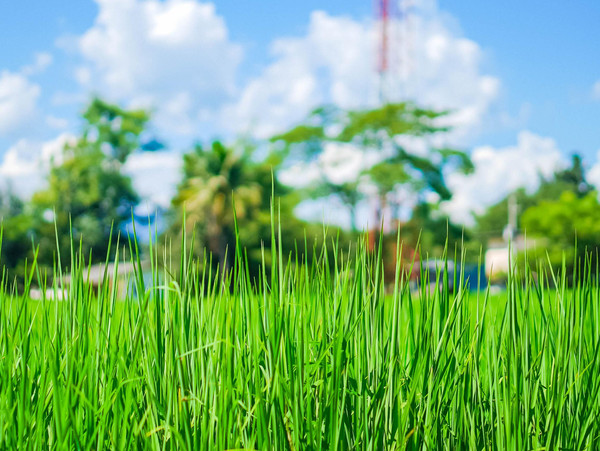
441 0 600 154
1 0 600 224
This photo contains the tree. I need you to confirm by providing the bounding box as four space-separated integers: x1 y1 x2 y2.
474 153 593 242
401 202 470 258
0 189 34 285
553 154 593 197
169 140 303 277
272 102 473 232
520 191 600 279
473 187 535 241
82 98 150 163
31 98 148 266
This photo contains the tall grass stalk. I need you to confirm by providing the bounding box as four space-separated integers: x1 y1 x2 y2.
1 216 600 449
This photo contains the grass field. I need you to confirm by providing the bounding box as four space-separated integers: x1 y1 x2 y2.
1 223 600 450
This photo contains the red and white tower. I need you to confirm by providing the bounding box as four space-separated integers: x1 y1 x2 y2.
376 0 391 103
376 0 415 103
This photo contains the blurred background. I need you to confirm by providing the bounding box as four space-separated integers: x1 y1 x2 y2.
1 0 599 287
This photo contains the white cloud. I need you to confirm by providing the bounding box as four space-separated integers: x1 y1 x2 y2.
406 14 500 143
225 3 501 142
0 71 41 135
278 140 386 190
76 0 242 135
21 52 53 76
0 135 182 210
585 150 600 189
124 151 182 207
70 0 502 145
0 133 76 197
319 143 371 185
223 11 375 137
278 161 320 188
442 131 566 225
0 53 53 136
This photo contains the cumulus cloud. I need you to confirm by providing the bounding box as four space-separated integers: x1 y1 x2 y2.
0 71 41 135
442 131 566 225
0 133 76 197
75 0 242 135
124 151 182 207
279 142 381 188
402 5 501 143
0 134 182 211
585 150 600 189
70 0 502 146
225 3 500 141
21 52 53 76
222 11 375 137
0 51 55 135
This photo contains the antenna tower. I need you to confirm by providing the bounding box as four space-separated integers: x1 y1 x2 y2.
376 0 415 103
376 0 391 104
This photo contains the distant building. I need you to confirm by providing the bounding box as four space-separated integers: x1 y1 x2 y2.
30 260 152 300
484 192 535 284
485 236 536 283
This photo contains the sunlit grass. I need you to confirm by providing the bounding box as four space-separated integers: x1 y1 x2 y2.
1 217 600 449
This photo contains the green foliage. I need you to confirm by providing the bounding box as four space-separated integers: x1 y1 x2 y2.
521 191 600 277
2 217 600 448
336 103 473 206
272 102 472 231
168 140 310 277
474 187 535 239
31 98 147 266
337 102 451 142
474 154 592 240
0 192 33 285
553 154 593 197
82 97 150 163
401 202 471 259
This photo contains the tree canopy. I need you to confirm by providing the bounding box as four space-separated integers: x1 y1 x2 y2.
168 140 306 277
474 154 593 242
31 98 147 266
272 102 473 232
521 191 600 279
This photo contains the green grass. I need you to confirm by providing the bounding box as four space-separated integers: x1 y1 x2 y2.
1 221 600 450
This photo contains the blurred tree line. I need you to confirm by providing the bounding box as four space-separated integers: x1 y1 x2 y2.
4 96 594 287
473 154 600 280
271 102 474 276
0 98 352 286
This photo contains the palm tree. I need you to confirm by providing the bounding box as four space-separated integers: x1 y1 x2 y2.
171 141 272 275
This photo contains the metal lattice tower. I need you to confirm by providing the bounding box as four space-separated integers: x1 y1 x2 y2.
376 0 391 103
376 0 415 104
